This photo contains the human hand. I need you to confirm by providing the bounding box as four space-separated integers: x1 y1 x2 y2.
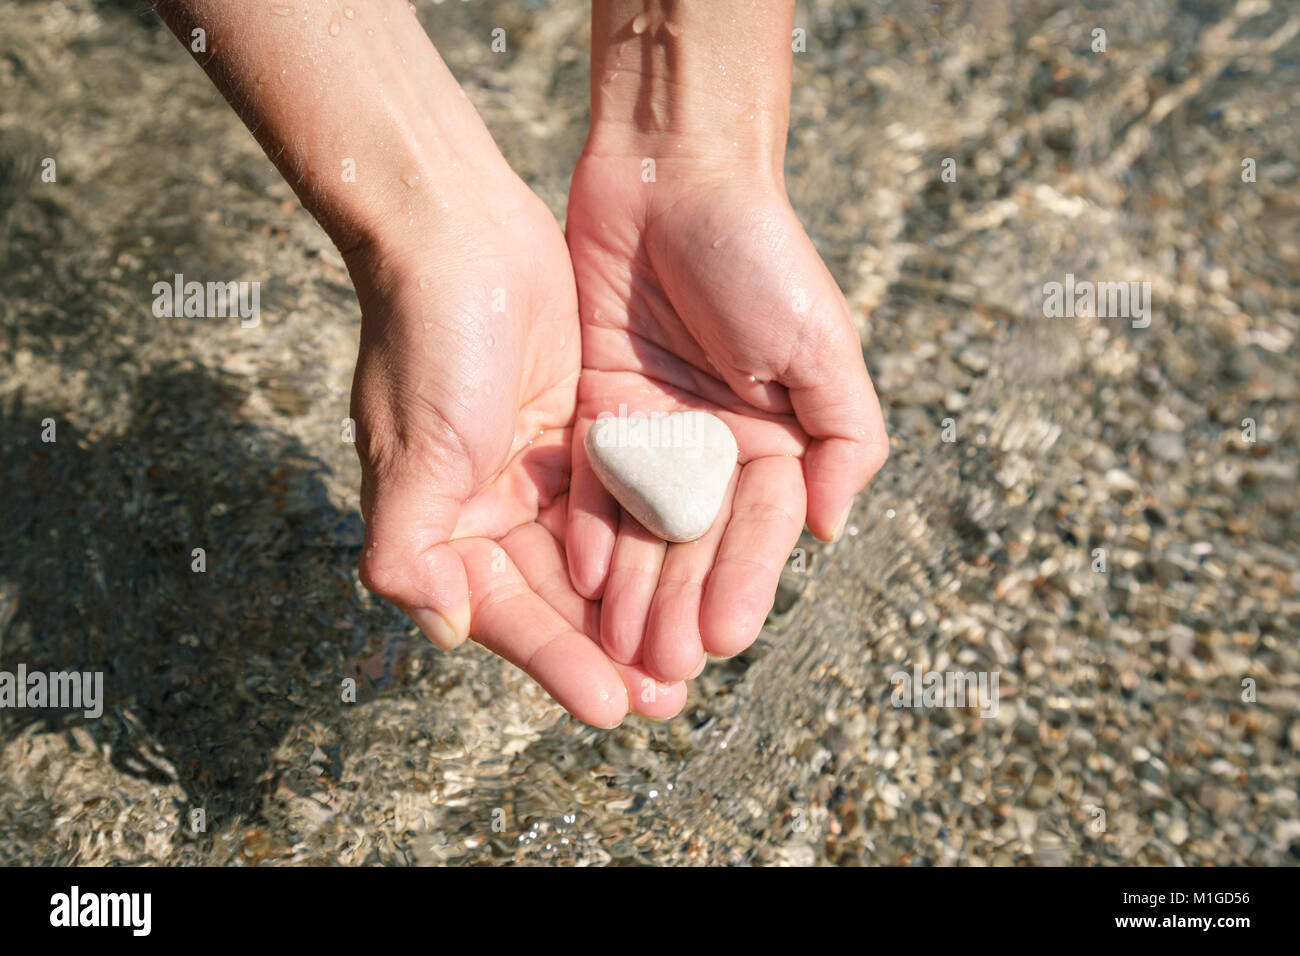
563 2 888 682
340 125 686 732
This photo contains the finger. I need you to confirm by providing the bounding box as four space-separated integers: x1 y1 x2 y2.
451 428 572 540
501 522 686 720
537 492 569 542
601 514 668 664
701 455 806 658
501 522 600 641
786 315 888 541
642 468 737 682
566 418 620 599
452 536 629 729
621 670 688 720
358 463 472 651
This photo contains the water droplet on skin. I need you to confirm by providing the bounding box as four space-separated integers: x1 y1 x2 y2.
344 7 354 18
402 172 419 189
328 15 341 36
712 237 724 249
485 334 496 347
418 276 432 290
269 4 293 17
664 20 682 37
631 13 649 34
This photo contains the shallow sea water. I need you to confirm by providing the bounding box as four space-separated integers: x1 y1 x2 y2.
1 0 1297 865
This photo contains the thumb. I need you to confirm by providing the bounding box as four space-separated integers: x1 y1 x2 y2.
357 454 473 651
784 299 889 541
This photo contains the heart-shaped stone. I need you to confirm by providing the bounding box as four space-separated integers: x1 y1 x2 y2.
585 409 738 543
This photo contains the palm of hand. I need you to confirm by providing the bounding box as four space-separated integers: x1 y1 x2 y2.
564 157 886 682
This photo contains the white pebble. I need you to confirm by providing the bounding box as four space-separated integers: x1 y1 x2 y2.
585 410 738 543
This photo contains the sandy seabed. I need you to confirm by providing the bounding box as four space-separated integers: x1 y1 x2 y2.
0 0 1297 865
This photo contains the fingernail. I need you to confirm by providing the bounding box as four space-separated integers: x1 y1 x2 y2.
411 606 468 651
832 499 854 542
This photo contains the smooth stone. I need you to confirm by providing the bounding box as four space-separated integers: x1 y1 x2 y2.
585 410 738 543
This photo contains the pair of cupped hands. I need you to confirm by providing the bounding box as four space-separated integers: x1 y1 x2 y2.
345 148 888 728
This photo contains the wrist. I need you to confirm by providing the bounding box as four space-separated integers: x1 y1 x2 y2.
337 152 534 315
296 62 522 260
323 123 522 264
585 0 794 181
583 107 785 184
157 0 522 260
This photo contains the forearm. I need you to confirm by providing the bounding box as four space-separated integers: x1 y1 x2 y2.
155 0 512 255
586 0 794 178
